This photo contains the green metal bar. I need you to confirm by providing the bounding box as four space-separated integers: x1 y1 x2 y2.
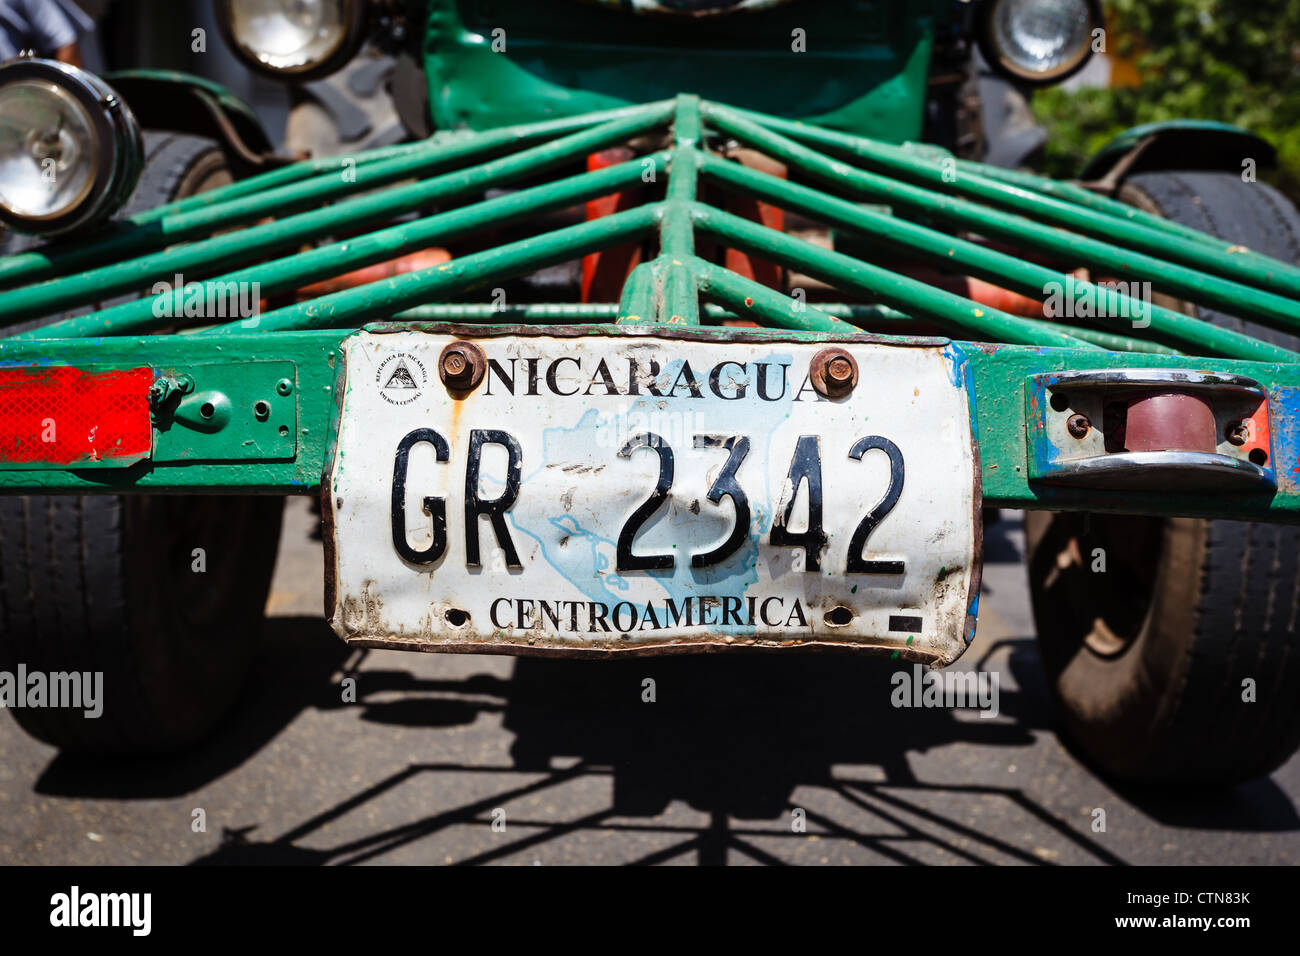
0 114 671 327
722 302 905 325
718 103 1300 295
689 257 860 334
0 329 344 492
396 303 619 322
1 326 1296 526
131 111 659 229
0 100 675 292
952 158 1222 248
728 110 1216 246
201 204 663 333
0 146 432 295
761 129 1220 250
660 257 700 326
691 203 1100 349
615 261 662 325
124 139 431 227
659 95 704 325
697 297 1172 352
394 301 911 327
21 154 669 339
389 300 1174 354
664 95 701 255
704 104 1300 338
698 152 1294 362
1039 323 1181 354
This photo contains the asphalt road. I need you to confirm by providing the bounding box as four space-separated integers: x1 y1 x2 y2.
1 500 1297 865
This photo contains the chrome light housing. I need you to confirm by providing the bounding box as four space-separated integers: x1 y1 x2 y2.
976 0 1103 86
0 58 142 237
216 0 369 81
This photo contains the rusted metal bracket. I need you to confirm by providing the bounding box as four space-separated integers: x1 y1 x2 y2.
1026 369 1275 492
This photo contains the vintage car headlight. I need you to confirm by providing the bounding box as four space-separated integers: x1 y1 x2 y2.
0 58 142 236
216 0 368 81
977 0 1103 85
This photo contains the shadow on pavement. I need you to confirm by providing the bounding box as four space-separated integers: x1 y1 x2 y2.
982 510 1024 565
32 617 350 800
174 619 1294 865
1117 779 1300 832
22 534 1298 863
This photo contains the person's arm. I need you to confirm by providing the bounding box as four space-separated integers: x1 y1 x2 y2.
18 0 82 61
54 41 81 65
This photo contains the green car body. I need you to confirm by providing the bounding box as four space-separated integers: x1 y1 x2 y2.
419 0 948 141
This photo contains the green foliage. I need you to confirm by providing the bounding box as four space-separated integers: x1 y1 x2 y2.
1032 0 1300 195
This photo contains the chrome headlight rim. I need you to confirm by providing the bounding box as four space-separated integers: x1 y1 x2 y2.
0 57 142 236
215 0 370 83
975 0 1104 87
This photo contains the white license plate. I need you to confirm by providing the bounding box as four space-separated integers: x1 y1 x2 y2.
325 328 981 664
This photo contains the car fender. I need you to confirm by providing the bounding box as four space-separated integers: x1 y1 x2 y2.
102 69 285 174
1079 119 1276 186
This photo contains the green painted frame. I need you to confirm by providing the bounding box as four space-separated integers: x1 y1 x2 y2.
2 94 1299 524
421 0 946 140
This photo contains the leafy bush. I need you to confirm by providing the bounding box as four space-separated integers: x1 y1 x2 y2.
1032 0 1300 196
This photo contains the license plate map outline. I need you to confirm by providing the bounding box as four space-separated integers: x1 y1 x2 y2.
325 328 981 664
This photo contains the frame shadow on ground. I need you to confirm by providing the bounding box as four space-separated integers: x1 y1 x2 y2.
26 515 1300 864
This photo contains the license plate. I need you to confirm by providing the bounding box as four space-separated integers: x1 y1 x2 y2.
325 328 981 664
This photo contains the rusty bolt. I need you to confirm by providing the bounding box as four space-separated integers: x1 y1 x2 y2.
1225 421 1249 446
810 347 858 399
1066 414 1091 439
438 341 486 392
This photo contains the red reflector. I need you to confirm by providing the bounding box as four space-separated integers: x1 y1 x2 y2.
0 366 153 466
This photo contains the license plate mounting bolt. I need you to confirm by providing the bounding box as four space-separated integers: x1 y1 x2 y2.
811 347 858 399
439 341 486 392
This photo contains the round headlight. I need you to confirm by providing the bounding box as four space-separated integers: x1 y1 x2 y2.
217 0 368 81
977 0 1103 85
0 59 142 237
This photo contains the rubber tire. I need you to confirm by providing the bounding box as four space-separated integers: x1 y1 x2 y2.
129 132 236 211
0 133 284 755
1025 171 1300 785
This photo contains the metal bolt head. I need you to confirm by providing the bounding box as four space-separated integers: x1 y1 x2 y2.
827 357 853 383
1225 421 1249 446
1067 414 1091 439
438 341 486 392
810 347 858 399
276 378 294 396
